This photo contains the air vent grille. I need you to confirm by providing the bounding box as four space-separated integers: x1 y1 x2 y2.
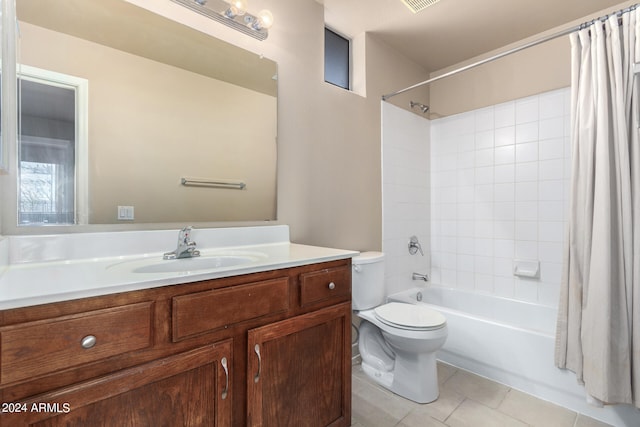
400 0 441 13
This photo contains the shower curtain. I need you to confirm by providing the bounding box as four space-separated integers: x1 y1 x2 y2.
555 9 640 407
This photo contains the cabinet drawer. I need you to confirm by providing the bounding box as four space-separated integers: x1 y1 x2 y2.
300 266 351 306
172 277 290 341
0 302 153 385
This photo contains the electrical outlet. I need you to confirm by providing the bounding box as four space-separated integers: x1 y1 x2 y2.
117 206 134 221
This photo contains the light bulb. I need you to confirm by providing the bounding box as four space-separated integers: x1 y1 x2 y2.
228 0 248 16
255 9 274 30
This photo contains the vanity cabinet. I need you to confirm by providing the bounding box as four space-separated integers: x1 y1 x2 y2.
0 342 232 427
0 258 352 427
247 302 351 427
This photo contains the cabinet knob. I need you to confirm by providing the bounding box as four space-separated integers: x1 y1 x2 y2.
81 335 96 349
328 282 336 290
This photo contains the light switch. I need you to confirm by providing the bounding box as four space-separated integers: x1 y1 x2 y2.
117 206 134 220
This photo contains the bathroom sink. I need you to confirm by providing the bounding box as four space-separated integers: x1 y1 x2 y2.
108 251 267 274
133 255 257 273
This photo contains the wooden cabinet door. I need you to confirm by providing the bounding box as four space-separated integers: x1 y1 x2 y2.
247 303 351 427
1 340 232 427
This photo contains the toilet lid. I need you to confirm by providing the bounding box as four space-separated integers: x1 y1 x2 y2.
374 302 446 331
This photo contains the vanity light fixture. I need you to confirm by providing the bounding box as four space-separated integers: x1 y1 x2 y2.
171 0 273 41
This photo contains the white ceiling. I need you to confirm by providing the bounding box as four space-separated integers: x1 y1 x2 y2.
321 0 629 73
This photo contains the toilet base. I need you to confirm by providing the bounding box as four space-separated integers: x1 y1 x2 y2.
361 361 394 389
361 352 439 404
390 350 439 403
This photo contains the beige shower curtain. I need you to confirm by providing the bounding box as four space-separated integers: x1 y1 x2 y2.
555 10 640 407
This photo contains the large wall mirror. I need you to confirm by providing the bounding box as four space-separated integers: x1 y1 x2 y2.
15 0 277 226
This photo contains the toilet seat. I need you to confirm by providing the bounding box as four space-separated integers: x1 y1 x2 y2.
374 302 446 331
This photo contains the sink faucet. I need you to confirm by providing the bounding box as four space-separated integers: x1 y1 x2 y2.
164 226 201 260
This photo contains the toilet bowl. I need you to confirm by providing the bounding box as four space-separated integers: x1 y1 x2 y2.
352 252 448 403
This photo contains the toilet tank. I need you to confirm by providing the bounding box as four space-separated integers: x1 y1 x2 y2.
352 251 385 310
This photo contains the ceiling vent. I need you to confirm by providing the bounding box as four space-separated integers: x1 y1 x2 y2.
400 0 441 13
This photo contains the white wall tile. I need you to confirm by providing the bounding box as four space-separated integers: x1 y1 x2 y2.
475 273 494 293
494 257 513 277
475 238 494 256
475 220 494 238
458 168 475 186
539 117 564 140
458 133 475 152
495 183 515 202
515 201 538 221
539 180 564 201
494 276 515 297
475 130 494 149
538 201 563 221
516 122 538 144
515 221 538 241
539 138 564 160
539 90 566 119
516 96 539 124
516 142 538 163
475 107 495 132
515 182 537 202
495 145 515 165
494 164 515 183
494 239 515 258
538 221 564 242
539 159 564 181
495 126 515 147
495 101 515 128
475 167 494 184
421 87 571 307
457 271 475 289
538 241 563 263
494 202 515 221
494 220 515 239
515 240 538 259
474 256 494 274
515 162 538 182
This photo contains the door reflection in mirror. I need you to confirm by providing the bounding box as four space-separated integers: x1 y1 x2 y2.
17 66 88 226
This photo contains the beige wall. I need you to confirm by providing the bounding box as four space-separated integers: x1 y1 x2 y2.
5 0 630 249
122 0 430 250
429 0 636 117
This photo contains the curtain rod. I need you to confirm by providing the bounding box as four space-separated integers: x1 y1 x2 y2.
381 3 639 101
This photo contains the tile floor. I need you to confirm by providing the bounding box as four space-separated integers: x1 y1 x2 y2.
351 362 613 427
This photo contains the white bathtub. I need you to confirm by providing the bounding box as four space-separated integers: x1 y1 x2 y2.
389 287 640 427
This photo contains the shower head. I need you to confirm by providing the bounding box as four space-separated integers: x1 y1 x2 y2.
410 101 429 114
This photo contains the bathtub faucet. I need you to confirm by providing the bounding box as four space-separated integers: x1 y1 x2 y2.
412 272 429 282
408 236 424 256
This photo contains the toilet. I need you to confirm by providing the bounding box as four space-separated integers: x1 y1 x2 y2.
352 252 447 403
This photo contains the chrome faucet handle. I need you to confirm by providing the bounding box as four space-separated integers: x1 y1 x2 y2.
178 226 193 242
164 226 200 259
408 235 424 256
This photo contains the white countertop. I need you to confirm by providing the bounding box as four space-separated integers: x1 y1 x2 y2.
0 226 358 310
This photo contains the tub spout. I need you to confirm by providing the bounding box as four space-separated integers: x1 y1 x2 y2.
412 272 429 282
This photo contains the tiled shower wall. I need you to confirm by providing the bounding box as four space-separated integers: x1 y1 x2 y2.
430 88 571 307
382 102 431 297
